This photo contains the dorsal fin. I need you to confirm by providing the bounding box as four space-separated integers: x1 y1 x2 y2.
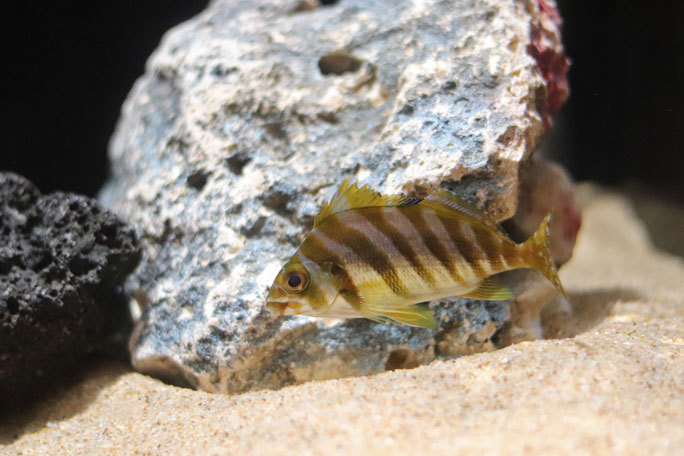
420 189 506 235
313 178 415 227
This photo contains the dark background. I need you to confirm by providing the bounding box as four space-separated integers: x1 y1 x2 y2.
1 1 683 198
1 1 210 196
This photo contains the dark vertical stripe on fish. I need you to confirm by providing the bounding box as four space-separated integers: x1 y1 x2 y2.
474 225 500 267
317 215 411 297
300 232 342 268
500 238 519 268
299 232 363 308
358 209 439 289
436 213 484 277
406 207 463 283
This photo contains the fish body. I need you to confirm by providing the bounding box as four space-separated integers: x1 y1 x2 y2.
266 179 566 328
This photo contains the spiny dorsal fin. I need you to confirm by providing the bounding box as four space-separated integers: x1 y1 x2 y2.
314 178 415 227
420 189 506 235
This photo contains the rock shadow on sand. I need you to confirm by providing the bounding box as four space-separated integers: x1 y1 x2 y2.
542 288 643 340
0 359 131 445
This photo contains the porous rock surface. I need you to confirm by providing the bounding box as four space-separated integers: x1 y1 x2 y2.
0 173 141 398
100 0 569 392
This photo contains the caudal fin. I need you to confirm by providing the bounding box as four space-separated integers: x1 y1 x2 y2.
522 215 567 297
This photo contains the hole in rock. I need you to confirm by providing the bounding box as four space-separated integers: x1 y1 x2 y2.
264 122 288 140
318 50 364 76
261 185 296 216
292 0 339 11
96 223 122 248
68 256 99 276
186 169 209 191
316 111 339 124
385 347 420 371
6 297 20 315
34 252 53 271
241 216 267 237
225 153 251 175
0 258 14 275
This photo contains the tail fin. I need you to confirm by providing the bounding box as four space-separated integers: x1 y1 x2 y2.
522 215 567 297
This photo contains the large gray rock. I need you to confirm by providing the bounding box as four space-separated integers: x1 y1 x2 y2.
101 0 568 393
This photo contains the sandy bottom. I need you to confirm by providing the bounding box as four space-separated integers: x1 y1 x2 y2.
2 188 683 455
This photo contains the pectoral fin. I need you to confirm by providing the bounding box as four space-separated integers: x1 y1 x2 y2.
360 302 437 329
323 262 364 311
461 277 513 301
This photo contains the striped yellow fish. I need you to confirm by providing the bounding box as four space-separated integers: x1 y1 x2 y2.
266 179 566 329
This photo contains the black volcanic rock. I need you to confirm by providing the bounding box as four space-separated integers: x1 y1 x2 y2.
0 172 141 398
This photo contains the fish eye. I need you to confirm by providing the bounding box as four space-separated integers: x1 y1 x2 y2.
284 270 308 293
288 274 301 288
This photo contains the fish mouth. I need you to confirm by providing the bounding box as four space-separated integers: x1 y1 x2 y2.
266 301 290 316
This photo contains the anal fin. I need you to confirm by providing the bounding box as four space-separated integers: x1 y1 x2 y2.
461 277 513 301
361 303 437 329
